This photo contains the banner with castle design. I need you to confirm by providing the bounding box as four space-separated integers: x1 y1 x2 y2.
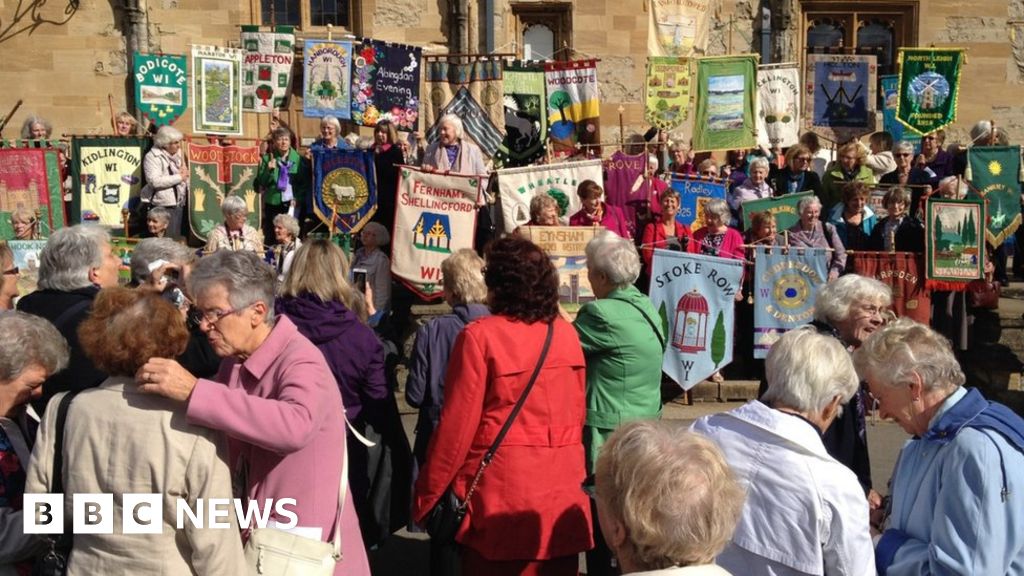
752 246 828 358
0 148 65 239
187 142 261 242
240 26 295 113
649 250 742 389
896 48 964 136
496 158 602 233
70 137 146 229
311 148 376 234
803 54 877 143
756 64 800 149
133 53 188 127
392 166 480 300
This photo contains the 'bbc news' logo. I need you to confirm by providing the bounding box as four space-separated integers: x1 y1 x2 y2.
24 494 298 535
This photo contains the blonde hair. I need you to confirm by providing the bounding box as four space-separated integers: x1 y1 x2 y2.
441 249 486 305
280 239 368 322
837 142 866 164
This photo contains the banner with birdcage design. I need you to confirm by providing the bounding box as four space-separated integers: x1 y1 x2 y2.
648 250 743 390
756 65 800 149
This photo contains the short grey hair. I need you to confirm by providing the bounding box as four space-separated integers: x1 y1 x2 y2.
762 325 859 414
188 250 277 325
596 421 744 570
883 186 911 208
221 195 248 218
853 318 965 393
153 125 184 149
530 193 558 220
749 156 770 172
703 198 730 221
146 206 171 225
585 230 641 288
20 115 52 139
797 195 822 213
439 114 464 140
813 273 892 325
38 225 111 292
0 311 70 381
441 249 487 305
894 141 916 156
273 213 300 240
130 237 196 283
320 116 341 133
362 221 390 245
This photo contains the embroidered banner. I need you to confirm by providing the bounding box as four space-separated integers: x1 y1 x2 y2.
645 57 691 131
133 53 188 127
649 250 743 390
495 62 548 167
896 48 964 136
693 55 757 152
496 159 603 233
880 75 920 149
925 196 986 290
392 166 480 299
240 25 295 112
70 138 146 229
7 240 47 296
302 39 352 119
351 39 422 131
647 0 711 57
0 149 65 239
545 60 601 157
850 251 931 323
756 65 800 149
188 142 261 241
519 225 601 318
752 246 828 358
425 57 504 157
191 45 243 135
312 148 376 233
670 175 727 230
803 54 877 143
966 146 1022 246
740 191 812 231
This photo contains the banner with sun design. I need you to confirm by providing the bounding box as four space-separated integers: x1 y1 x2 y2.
312 148 376 234
896 48 964 136
966 145 1022 246
496 158 602 233
752 246 828 358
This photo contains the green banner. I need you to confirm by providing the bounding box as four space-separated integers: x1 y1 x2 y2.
645 57 691 131
741 191 812 231
188 142 262 242
71 137 147 229
133 53 188 127
966 145 1022 246
896 48 964 136
693 55 757 152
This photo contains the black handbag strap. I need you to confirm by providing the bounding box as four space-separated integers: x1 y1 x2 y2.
50 391 80 494
463 322 555 504
622 300 666 350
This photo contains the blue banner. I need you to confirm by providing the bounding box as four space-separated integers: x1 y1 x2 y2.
752 246 828 359
649 250 743 389
670 175 727 230
311 149 377 233
303 40 352 119
881 75 920 149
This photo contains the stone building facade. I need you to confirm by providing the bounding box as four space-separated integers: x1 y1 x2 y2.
1 0 1022 148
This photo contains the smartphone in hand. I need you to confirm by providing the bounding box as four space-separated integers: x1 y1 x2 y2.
352 268 368 293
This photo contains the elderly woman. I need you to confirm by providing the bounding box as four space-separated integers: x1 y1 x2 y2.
668 140 697 175
0 242 18 310
828 181 877 253
144 206 171 238
597 421 743 576
574 230 666 576
351 221 391 327
413 236 592 575
26 288 247 574
691 198 744 260
869 186 924 253
881 141 932 213
569 180 630 238
19 115 51 141
140 125 187 239
772 144 823 197
527 192 560 226
255 125 308 246
422 114 487 177
786 196 846 281
853 319 1024 575
821 141 876 215
812 274 892 497
693 326 875 576
730 156 772 225
697 158 720 179
204 195 263 254
9 208 38 241
916 129 955 182
309 116 347 152
641 189 693 275
113 111 139 137
271 213 301 282
0 313 67 573
372 120 406 235
137 250 371 575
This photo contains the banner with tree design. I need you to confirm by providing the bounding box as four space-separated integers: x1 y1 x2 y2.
965 145 1023 246
896 48 964 136
693 55 758 152
544 60 600 157
240 25 295 113
187 142 261 242
925 196 985 290
303 39 353 119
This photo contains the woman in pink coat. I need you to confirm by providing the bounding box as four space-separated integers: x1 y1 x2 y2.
569 179 632 238
138 250 370 576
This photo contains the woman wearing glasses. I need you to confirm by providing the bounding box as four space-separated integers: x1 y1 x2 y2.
881 141 933 215
915 129 955 183
771 144 823 198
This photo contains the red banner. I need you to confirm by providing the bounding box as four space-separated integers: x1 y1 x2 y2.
850 251 930 324
0 148 66 238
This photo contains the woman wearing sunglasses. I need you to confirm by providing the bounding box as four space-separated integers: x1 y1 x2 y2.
772 144 823 197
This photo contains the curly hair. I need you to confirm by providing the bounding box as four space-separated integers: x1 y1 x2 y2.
78 287 189 376
484 236 558 323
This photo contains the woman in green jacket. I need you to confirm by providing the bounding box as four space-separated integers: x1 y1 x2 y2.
255 126 309 246
820 141 875 215
573 230 666 576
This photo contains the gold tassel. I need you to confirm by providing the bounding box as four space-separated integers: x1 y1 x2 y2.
1019 153 1024 182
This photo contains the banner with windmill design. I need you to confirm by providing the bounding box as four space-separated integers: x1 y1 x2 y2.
803 54 877 143
391 166 480 300
545 60 601 157
966 145 1022 246
241 25 295 113
496 158 603 233
649 250 743 390
311 148 376 233
895 48 964 136
756 64 800 149
303 39 352 119
133 53 188 127
187 142 261 242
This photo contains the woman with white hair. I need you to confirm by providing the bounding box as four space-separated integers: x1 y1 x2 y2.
693 326 875 576
20 115 52 140
9 207 38 240
204 195 264 254
575 230 667 576
144 206 171 238
786 195 846 281
310 116 348 152
853 319 1024 575
352 221 391 327
140 125 188 239
271 213 301 282
730 156 772 226
691 198 745 261
422 114 487 176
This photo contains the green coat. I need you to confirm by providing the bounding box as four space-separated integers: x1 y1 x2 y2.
573 285 666 474
254 148 308 207
820 163 875 215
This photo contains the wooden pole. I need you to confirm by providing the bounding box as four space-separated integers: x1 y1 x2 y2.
618 105 625 149
0 99 23 137
108 94 117 133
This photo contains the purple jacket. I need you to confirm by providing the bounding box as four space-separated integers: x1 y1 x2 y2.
276 293 387 423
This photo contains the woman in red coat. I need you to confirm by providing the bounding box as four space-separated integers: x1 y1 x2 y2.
640 189 693 276
412 236 593 575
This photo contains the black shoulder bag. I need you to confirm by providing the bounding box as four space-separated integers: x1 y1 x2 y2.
424 322 555 545
32 391 80 576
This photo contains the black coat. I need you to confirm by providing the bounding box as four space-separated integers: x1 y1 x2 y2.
771 167 823 198
869 215 925 254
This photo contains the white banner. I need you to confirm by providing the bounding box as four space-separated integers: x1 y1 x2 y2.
241 28 295 112
648 0 711 57
496 158 602 233
391 166 480 299
756 65 800 149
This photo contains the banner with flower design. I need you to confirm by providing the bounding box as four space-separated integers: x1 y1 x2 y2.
424 56 504 158
350 39 422 131
187 142 261 242
303 39 352 119
241 25 295 113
